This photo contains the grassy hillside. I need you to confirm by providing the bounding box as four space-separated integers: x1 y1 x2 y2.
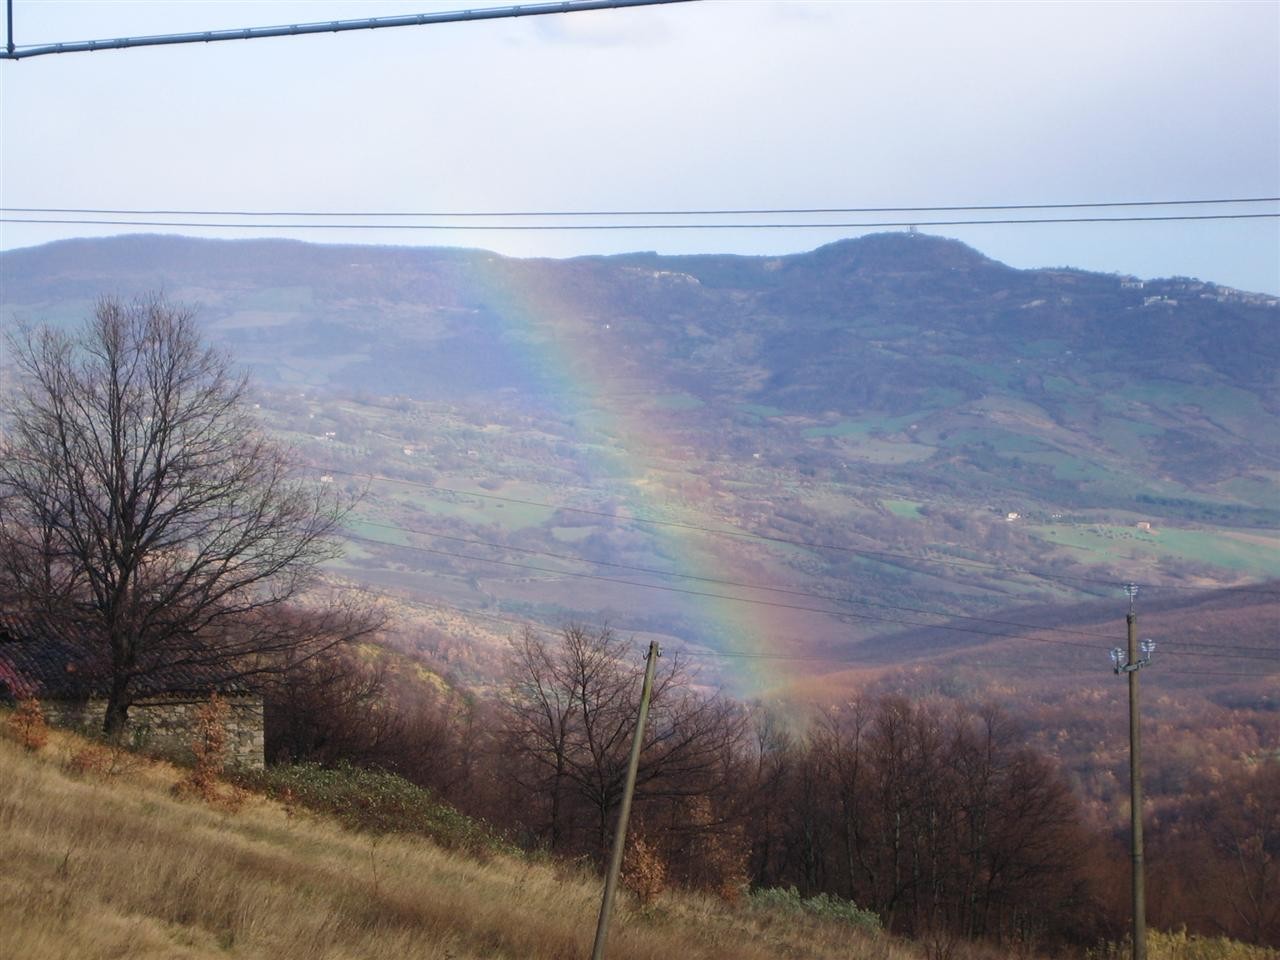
4 719 1275 960
0 721 909 960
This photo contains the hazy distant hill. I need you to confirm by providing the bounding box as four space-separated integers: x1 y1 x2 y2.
3 233 1278 693
5 232 1277 511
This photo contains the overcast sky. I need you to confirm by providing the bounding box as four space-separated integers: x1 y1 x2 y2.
1 0 1277 293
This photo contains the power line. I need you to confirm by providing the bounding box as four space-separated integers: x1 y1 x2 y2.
1154 647 1280 663
4 197 1276 218
944 661 1271 680
1162 642 1280 660
3 214 1277 231
398 595 1276 677
354 515 1280 655
323 467 1280 598
705 651 1275 678
392 528 1278 659
0 0 694 61
351 515 1120 641
341 529 1113 650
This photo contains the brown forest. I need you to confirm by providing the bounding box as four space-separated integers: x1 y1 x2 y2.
267 620 1280 955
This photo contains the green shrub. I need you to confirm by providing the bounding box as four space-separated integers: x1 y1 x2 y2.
238 761 518 857
747 885 881 933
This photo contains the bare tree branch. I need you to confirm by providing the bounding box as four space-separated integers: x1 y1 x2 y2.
0 294 371 734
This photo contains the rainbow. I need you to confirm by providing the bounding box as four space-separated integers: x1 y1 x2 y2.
464 254 833 695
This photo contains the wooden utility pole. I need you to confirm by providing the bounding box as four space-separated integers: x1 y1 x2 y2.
1112 584 1154 960
590 640 661 960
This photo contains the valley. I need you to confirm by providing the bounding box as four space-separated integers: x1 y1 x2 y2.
3 232 1277 699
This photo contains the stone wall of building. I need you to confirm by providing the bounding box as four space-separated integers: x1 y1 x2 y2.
41 694 265 770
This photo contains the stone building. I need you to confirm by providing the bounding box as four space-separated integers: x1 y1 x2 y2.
0 611 264 769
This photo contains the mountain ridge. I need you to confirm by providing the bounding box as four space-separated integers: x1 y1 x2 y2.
3 232 1277 682
4 232 1277 506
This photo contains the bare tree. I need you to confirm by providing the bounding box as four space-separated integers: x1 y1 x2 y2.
0 295 369 734
1183 758 1280 946
755 696 1089 945
499 622 749 860
263 637 396 766
499 624 581 850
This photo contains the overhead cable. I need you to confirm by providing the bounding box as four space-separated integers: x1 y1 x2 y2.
322 468 1280 598
348 529 1280 660
352 515 1279 655
400 596 1277 677
343 530 1109 649
351 516 1118 640
4 197 1276 218
3 214 1277 231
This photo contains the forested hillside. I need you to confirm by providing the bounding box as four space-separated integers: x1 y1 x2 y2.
4 232 1276 691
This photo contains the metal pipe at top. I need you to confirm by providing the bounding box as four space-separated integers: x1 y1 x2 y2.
0 0 695 61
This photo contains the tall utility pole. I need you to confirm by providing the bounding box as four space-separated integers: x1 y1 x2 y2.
591 640 661 960
1112 584 1155 960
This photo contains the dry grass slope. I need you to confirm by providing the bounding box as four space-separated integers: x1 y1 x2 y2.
4 719 1271 960
0 720 914 960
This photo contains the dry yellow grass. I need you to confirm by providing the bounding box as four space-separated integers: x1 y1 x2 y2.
5 715 1267 959
1 720 916 960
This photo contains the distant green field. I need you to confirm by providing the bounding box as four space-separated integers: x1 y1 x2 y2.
844 438 935 464
1016 451 1113 483
883 498 924 518
985 433 1054 454
1094 417 1162 453
1153 528 1280 574
933 427 1043 452
802 412 919 439
370 480 556 531
345 518 410 547
803 420 873 439
1214 473 1280 509
1031 523 1280 576
1111 381 1276 445
1041 375 1080 397
1118 380 1266 419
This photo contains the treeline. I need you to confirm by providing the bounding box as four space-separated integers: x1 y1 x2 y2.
1134 493 1280 528
265 623 1279 954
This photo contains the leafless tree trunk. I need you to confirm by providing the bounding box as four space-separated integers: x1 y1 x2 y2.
0 294 372 735
499 622 748 861
499 625 580 850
